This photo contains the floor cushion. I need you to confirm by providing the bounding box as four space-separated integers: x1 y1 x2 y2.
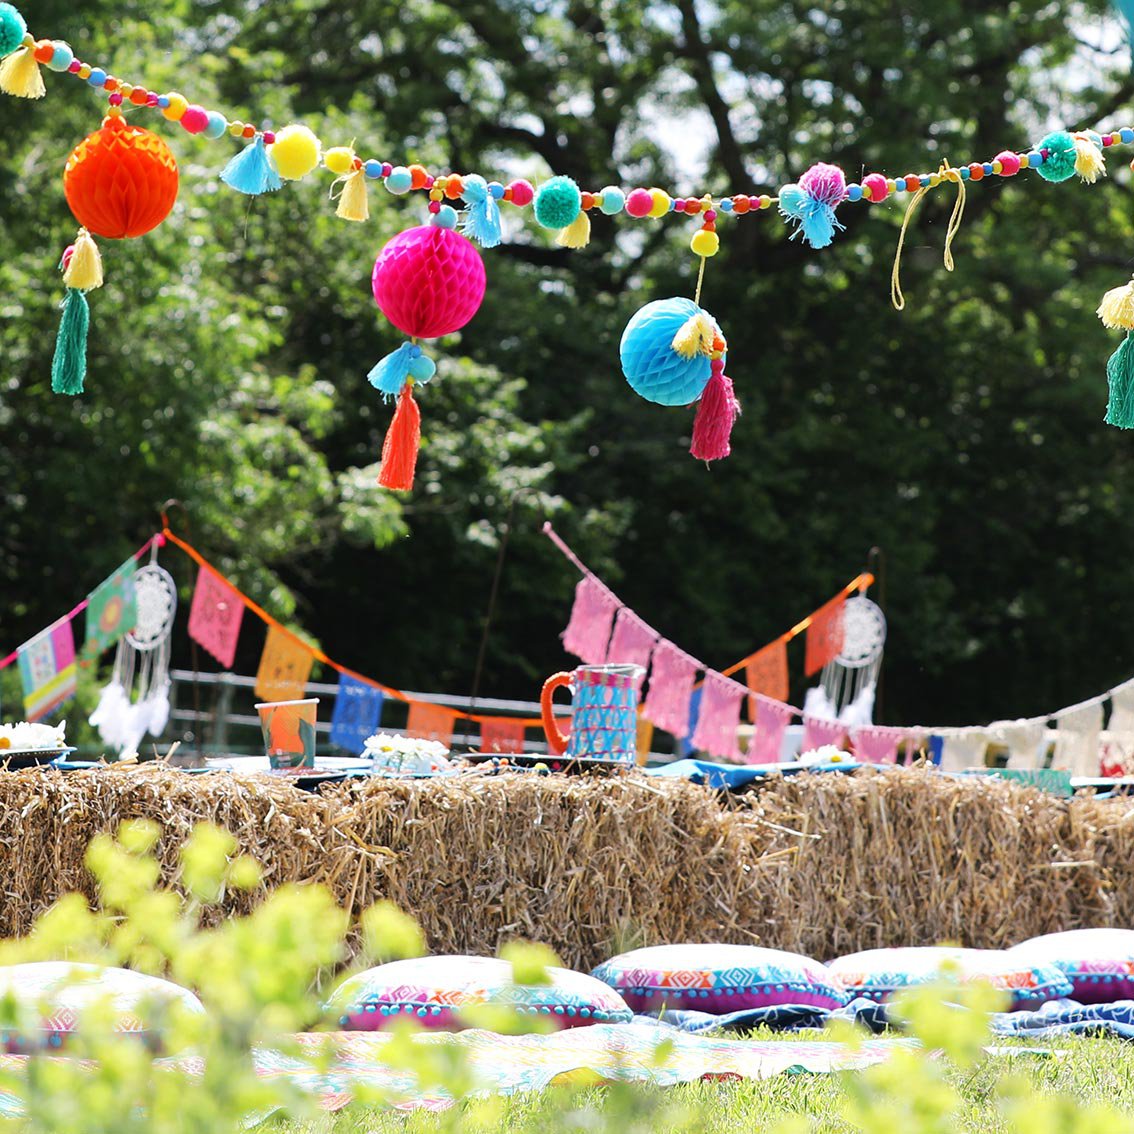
827 947 1073 1009
0 962 204 1053
591 944 850 1014
325 955 633 1031
1008 929 1134 1004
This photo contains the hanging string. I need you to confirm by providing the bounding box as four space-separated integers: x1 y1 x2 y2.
891 161 967 311
693 254 708 307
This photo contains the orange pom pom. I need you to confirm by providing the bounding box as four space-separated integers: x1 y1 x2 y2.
444 176 464 200
34 41 54 64
409 163 429 190
63 115 179 240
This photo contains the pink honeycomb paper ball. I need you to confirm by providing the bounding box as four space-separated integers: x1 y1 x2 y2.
371 225 487 340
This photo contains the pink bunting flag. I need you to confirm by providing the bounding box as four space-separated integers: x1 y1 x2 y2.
747 695 795 765
604 607 657 683
561 576 618 664
643 640 698 739
480 717 526 754
801 714 846 754
691 671 746 761
188 565 245 670
852 725 909 765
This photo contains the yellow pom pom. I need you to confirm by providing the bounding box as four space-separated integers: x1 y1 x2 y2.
556 210 591 249
324 146 356 176
1073 133 1106 184
271 124 321 181
671 312 716 359
648 188 671 218
1098 279 1134 330
690 229 720 258
161 92 188 122
64 229 104 292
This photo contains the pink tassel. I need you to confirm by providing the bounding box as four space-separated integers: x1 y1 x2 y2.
690 359 740 462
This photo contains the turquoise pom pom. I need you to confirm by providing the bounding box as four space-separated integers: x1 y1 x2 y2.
204 112 228 140
620 297 716 406
534 175 581 230
600 186 625 216
408 354 437 384
1036 131 1077 183
0 3 26 60
47 44 74 72
385 167 413 194
429 204 459 229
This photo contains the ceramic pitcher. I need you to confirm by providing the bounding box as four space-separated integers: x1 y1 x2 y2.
540 664 645 763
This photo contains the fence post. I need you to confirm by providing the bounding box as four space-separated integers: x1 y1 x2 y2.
210 672 236 755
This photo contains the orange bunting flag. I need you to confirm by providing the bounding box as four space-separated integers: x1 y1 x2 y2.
804 593 847 676
406 701 458 746
480 717 526 754
254 625 315 703
745 639 789 712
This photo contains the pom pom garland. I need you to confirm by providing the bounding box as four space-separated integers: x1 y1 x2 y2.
534 175 582 230
779 162 848 249
0 2 25 58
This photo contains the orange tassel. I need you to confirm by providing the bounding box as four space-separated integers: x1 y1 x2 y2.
378 384 421 491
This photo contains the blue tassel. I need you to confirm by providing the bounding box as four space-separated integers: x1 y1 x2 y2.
778 183 843 250
460 174 502 248
220 135 282 196
368 342 420 398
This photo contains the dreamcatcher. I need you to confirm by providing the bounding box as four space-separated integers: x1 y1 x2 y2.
803 595 887 727
89 553 177 755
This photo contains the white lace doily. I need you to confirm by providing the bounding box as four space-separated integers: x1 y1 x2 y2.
127 565 177 651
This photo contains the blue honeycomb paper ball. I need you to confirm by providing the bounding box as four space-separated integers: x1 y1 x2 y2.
620 297 718 406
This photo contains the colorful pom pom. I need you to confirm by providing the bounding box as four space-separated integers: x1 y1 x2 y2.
180 105 210 135
1035 131 1077 182
0 3 26 59
690 229 719 257
625 188 653 218
324 146 356 176
460 173 503 248
600 186 625 215
161 92 188 122
534 175 582 230
861 172 889 202
507 179 534 207
430 204 459 229
994 151 1022 177
46 42 73 72
647 188 671 218
270 124 321 181
779 162 848 249
204 112 228 141
385 166 414 194
220 134 281 196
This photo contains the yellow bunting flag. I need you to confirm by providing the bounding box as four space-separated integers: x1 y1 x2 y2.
255 624 315 703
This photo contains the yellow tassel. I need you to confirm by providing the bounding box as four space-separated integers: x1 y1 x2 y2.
334 167 369 223
671 312 716 359
64 230 104 292
1073 133 1106 184
555 210 591 249
0 44 46 100
1098 279 1134 330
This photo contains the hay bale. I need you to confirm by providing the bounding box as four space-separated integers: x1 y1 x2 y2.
0 765 1131 968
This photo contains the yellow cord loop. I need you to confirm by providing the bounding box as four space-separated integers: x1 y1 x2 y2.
890 160 966 312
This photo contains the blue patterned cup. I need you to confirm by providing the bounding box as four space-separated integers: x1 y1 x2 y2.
540 665 645 764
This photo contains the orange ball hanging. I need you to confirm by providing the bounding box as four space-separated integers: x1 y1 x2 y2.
62 112 179 240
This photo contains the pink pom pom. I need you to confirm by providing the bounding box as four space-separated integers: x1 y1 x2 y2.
690 359 741 463
995 150 1022 177
861 173 889 203
508 179 534 207
625 188 654 218
60 245 75 271
799 162 847 206
180 105 210 135
372 225 487 340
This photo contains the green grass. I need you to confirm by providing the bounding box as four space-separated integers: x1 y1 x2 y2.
274 1036 1134 1133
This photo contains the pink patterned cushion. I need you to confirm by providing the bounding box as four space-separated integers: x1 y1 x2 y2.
828 947 1073 1009
1008 929 1134 1004
592 944 850 1014
325 956 632 1032
0 962 204 1053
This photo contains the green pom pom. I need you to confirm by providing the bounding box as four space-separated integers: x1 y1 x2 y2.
51 289 89 397
1106 332 1134 429
534 175 582 230
0 3 26 59
1036 130 1077 183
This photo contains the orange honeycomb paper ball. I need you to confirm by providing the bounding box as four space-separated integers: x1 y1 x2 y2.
63 114 179 240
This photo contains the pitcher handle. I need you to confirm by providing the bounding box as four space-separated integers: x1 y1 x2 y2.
540 672 573 755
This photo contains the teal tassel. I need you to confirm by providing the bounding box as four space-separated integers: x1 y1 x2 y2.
368 341 421 398
220 135 282 196
51 289 89 397
1106 332 1134 428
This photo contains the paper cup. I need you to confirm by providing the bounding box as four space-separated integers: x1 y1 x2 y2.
255 699 319 769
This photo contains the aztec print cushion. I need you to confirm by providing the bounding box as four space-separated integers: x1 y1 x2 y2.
1008 929 1134 1005
325 955 633 1031
590 944 850 1014
827 947 1074 1010
0 962 204 1053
